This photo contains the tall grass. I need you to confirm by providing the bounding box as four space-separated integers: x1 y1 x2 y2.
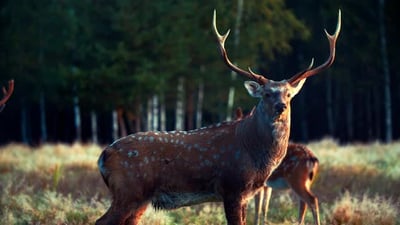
0 139 399 224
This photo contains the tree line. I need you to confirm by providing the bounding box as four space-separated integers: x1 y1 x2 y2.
0 0 398 145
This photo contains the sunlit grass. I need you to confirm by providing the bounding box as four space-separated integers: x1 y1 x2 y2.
0 139 399 224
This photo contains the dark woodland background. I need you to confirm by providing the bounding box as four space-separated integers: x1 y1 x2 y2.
0 0 399 145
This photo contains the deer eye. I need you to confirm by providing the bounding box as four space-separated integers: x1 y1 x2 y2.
287 93 291 98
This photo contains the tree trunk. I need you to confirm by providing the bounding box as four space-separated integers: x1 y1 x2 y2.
196 80 204 129
152 95 159 131
160 93 166 131
379 0 392 142
146 97 152 131
117 108 127 137
187 90 195 130
73 94 81 142
175 77 185 130
226 0 244 121
90 110 98 144
373 86 382 139
39 92 47 143
112 109 118 141
135 98 142 132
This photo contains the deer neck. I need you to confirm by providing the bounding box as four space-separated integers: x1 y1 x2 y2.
236 100 290 170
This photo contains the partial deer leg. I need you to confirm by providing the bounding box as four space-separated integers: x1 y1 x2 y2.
96 200 148 225
123 204 148 225
241 202 248 224
223 196 246 225
298 200 308 225
261 186 272 225
254 190 263 225
95 201 130 225
290 178 320 225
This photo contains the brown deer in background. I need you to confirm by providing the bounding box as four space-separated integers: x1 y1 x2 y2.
0 80 14 112
254 143 319 225
235 108 320 225
96 10 340 225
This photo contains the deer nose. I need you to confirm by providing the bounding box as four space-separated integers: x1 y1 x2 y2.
274 103 287 114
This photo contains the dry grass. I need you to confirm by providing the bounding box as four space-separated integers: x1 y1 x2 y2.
0 139 399 224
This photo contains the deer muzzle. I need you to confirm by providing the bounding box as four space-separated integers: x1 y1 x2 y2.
274 103 287 115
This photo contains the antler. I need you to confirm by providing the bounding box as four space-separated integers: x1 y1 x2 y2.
212 10 268 85
288 10 342 85
0 80 14 106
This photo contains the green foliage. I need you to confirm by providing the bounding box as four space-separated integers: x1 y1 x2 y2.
0 0 308 110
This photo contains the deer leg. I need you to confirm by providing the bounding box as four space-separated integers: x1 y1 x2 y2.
291 182 320 225
96 180 150 225
123 204 148 225
223 196 247 225
95 202 131 225
241 202 248 224
261 186 272 225
297 200 307 225
308 194 320 225
254 190 263 225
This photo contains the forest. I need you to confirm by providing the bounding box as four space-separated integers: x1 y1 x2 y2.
0 0 399 145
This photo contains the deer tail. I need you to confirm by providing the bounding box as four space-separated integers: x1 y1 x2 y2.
307 157 319 181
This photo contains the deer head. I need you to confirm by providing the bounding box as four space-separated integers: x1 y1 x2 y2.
96 10 341 225
0 80 14 112
213 10 341 125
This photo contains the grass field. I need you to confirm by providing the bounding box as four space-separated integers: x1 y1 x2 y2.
0 139 399 225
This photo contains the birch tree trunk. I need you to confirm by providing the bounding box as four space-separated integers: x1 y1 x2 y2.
379 0 392 142
90 110 98 144
187 90 195 130
146 97 152 131
73 94 81 142
39 92 47 143
226 0 244 121
152 95 159 131
160 93 166 131
373 87 382 139
112 109 118 141
175 77 185 130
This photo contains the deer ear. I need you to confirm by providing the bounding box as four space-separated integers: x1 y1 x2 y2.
244 81 263 98
290 78 306 96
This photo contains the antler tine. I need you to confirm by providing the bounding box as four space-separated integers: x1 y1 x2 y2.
0 80 14 106
288 9 341 85
213 10 268 84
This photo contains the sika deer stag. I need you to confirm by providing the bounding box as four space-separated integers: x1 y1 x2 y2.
96 10 341 225
235 108 320 225
254 143 320 225
0 80 14 112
